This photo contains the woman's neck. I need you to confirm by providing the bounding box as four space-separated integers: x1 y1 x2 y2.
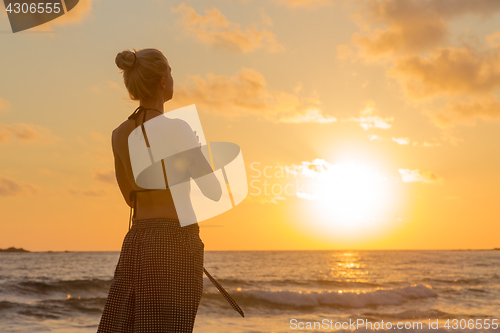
139 99 165 113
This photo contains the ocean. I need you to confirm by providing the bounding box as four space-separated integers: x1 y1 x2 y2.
0 250 499 333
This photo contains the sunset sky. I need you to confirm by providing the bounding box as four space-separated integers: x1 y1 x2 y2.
1 0 500 251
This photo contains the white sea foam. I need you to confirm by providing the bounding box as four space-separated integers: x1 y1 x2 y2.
240 284 437 308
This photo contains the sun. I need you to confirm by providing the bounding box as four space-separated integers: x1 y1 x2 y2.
296 160 394 239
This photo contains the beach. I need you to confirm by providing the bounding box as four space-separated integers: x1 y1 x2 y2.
1 250 499 333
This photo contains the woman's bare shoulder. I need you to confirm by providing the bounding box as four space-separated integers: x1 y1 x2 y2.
111 119 135 154
113 119 134 140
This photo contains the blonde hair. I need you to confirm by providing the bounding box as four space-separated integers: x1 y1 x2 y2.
115 48 169 101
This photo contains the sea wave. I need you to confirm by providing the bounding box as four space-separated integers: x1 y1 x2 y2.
203 284 437 309
1 279 112 297
2 277 383 298
0 297 106 318
1 277 438 312
422 278 484 285
0 284 435 318
206 277 383 289
362 309 450 319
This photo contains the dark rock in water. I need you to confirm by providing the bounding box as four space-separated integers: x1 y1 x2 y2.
0 247 30 253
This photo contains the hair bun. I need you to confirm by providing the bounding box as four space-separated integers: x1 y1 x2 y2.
115 50 136 71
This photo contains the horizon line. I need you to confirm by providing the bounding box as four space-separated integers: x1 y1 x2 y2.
2 248 499 253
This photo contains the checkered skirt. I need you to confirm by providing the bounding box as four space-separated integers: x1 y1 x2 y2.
97 218 205 333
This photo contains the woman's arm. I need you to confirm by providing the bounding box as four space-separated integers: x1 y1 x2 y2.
172 119 222 201
187 147 222 201
112 129 134 207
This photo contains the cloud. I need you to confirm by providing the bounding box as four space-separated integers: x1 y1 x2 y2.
0 123 60 144
398 168 441 183
344 103 393 130
259 8 273 27
352 8 446 58
351 0 500 58
427 96 500 127
273 0 332 8
390 44 500 127
173 67 332 123
390 46 500 100
90 86 102 93
76 135 112 163
486 31 500 47
422 142 442 147
172 3 283 53
90 81 125 95
0 175 39 196
93 168 115 184
337 44 355 60
68 187 107 196
31 0 95 31
344 1 500 127
392 137 409 145
106 81 122 91
81 189 106 196
369 135 440 146
286 158 331 178
0 97 10 111
296 191 317 200
280 108 337 123
88 132 107 143
261 196 287 204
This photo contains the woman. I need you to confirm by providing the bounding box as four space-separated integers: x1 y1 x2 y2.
97 48 242 333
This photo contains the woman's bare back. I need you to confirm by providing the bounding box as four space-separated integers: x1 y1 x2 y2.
112 110 183 221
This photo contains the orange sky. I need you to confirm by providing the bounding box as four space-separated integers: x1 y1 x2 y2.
1 0 500 251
